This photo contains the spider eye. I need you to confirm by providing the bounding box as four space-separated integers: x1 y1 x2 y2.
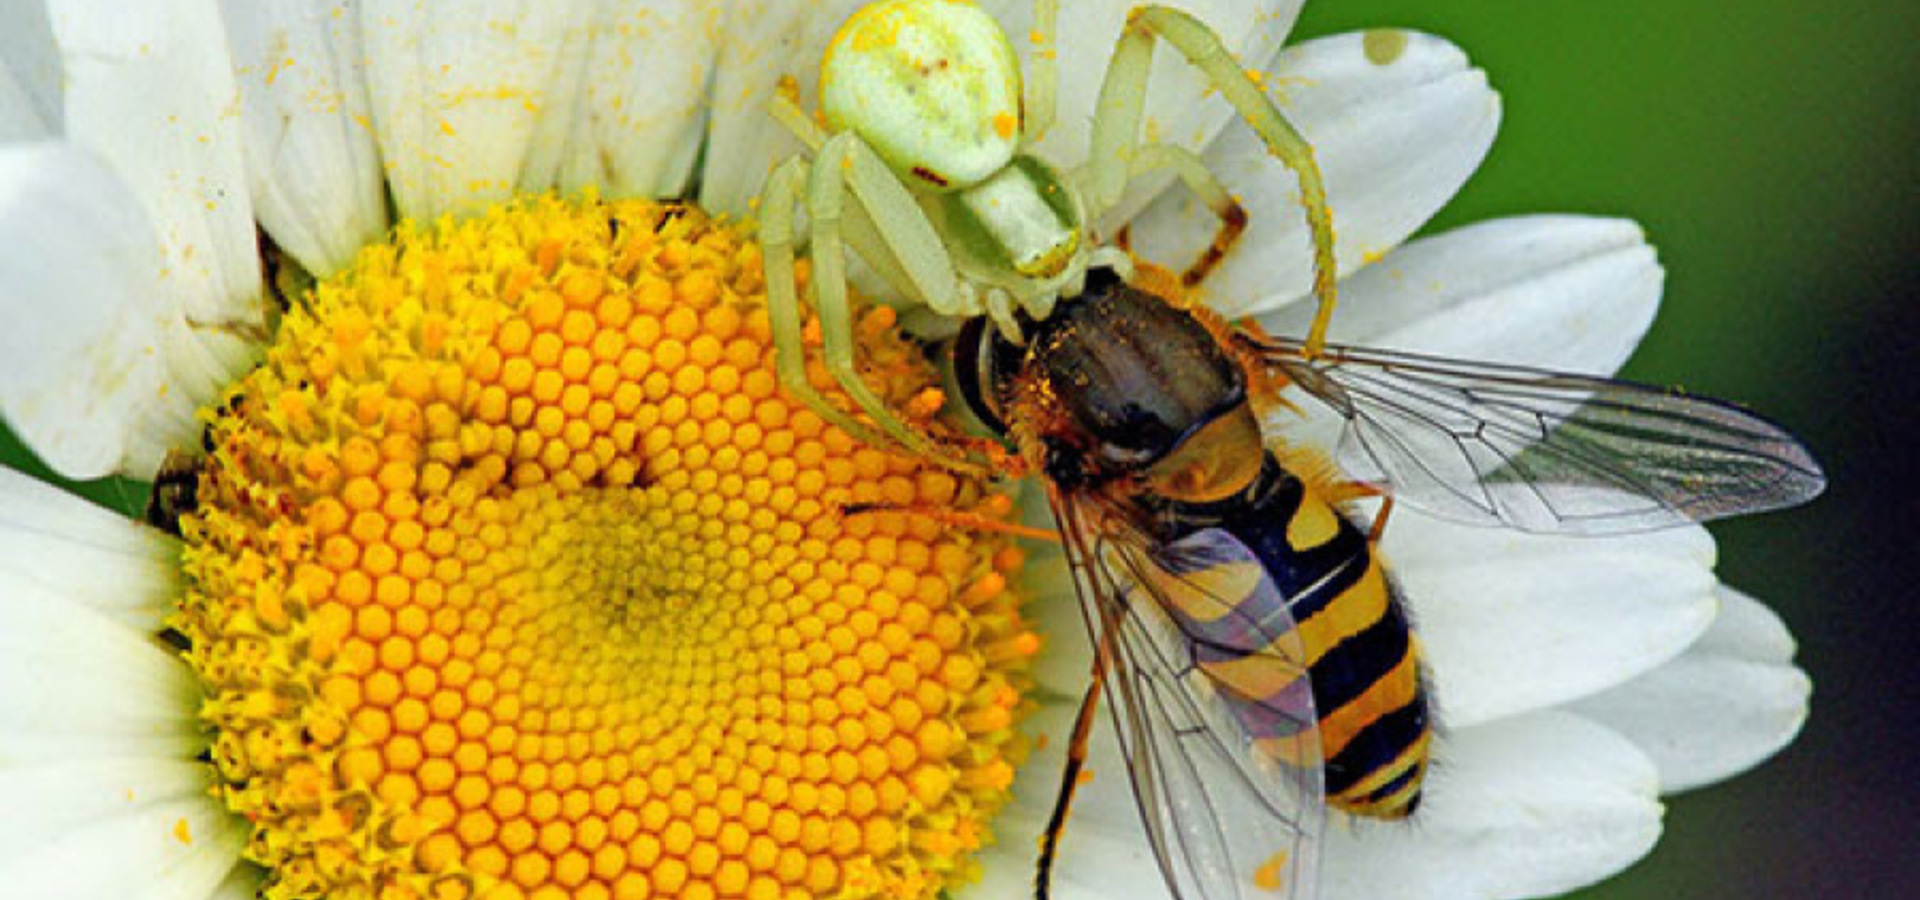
820 0 1022 191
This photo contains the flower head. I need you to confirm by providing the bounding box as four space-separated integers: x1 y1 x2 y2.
0 2 1809 900
169 197 1035 899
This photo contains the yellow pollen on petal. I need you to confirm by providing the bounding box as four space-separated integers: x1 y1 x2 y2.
175 196 1038 900
1254 849 1289 892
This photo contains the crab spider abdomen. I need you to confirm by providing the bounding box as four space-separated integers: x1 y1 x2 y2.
820 0 1022 191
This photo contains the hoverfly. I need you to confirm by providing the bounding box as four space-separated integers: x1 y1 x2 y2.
947 265 1825 900
754 2 1825 898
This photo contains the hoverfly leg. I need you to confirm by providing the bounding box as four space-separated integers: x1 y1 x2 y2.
1035 666 1106 900
1324 478 1395 543
839 501 1060 543
1366 493 1396 544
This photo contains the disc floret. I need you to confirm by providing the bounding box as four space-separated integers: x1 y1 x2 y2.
174 196 1038 900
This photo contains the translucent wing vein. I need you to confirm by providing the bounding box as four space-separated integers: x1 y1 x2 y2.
1249 336 1826 533
1053 492 1325 900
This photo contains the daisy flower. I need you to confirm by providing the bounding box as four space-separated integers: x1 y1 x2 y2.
0 2 1811 900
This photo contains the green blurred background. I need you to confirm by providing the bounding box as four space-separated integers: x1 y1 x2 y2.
1289 2 1918 898
3 1 1914 897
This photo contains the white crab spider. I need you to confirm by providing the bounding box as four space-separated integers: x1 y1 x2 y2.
759 0 1338 467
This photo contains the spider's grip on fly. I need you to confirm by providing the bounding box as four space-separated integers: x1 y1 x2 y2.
756 0 1341 478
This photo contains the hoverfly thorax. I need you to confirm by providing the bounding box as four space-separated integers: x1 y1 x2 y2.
956 267 1265 499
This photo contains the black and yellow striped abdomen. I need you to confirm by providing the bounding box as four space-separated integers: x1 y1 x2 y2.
1154 456 1432 818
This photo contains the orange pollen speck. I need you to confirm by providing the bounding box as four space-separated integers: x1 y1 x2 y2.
1254 850 1289 892
175 196 1039 900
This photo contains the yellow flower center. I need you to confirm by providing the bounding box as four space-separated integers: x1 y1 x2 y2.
175 197 1037 900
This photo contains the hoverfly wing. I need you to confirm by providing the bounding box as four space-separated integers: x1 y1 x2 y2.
1053 492 1326 900
1244 335 1826 534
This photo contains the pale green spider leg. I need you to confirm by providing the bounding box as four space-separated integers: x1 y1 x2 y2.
1024 0 1059 146
805 134 967 462
760 159 886 451
768 82 828 151
770 91 972 318
771 93 918 310
760 132 992 475
1085 4 1340 355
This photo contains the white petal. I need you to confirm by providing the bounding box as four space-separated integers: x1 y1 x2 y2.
1322 711 1662 900
0 60 51 142
982 0 1303 221
512 1 597 196
1021 548 1090 699
358 0 593 220
542 0 720 200
220 0 390 277
0 143 239 480
0 580 207 763
0 791 246 900
50 0 268 339
1678 583 1799 662
0 466 180 633
698 0 867 217
1383 506 1719 727
1260 216 1664 374
1132 30 1499 318
0 759 214 858
1571 585 1810 793
0 0 62 134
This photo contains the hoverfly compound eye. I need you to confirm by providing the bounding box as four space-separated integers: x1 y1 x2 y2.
820 0 1022 191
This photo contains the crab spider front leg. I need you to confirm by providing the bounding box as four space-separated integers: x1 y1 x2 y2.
1085 5 1341 356
763 135 992 475
770 91 975 317
760 158 892 453
805 134 972 464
